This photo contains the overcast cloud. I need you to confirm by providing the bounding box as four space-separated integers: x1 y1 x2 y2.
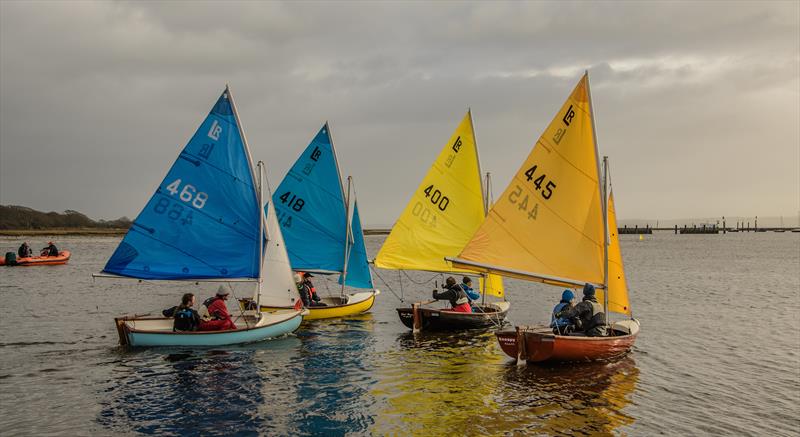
1 1 798 226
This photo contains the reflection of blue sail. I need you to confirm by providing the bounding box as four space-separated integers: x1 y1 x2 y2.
104 90 260 279
272 124 372 289
341 203 373 289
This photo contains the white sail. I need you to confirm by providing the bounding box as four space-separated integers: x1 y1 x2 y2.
257 199 301 307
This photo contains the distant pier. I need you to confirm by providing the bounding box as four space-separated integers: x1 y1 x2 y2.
618 225 652 234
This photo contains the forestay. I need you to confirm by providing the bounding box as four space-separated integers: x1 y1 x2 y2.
374 111 487 273
103 89 262 280
453 75 606 287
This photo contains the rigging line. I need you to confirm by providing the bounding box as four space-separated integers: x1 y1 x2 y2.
400 270 442 285
368 265 404 303
227 282 251 329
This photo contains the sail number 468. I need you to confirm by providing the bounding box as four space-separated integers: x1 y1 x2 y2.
166 179 208 209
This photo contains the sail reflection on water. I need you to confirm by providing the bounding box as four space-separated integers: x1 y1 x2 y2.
370 333 638 436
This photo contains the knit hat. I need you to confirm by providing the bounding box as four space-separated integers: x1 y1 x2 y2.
583 283 595 297
561 289 574 302
216 285 230 296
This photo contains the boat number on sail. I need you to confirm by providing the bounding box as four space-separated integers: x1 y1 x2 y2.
508 185 539 220
278 192 305 212
164 179 209 208
412 202 437 227
422 185 450 211
524 165 556 200
552 105 575 145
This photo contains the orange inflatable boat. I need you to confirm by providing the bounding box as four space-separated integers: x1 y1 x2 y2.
0 250 71 266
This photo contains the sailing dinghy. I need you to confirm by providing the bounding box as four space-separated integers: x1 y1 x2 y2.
252 124 379 320
99 87 305 347
374 111 509 331
448 73 639 362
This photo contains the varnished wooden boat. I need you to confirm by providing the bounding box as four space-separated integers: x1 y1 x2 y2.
496 319 639 363
397 301 509 331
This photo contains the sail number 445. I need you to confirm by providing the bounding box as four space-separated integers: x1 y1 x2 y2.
524 165 556 200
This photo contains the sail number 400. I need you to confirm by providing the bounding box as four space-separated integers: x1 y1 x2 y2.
423 185 450 211
166 179 208 208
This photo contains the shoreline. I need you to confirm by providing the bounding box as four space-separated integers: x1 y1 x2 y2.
0 228 129 236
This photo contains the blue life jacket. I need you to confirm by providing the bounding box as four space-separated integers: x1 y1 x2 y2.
460 284 481 302
550 301 573 328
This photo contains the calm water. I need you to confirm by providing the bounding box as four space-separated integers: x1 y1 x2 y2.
0 232 798 436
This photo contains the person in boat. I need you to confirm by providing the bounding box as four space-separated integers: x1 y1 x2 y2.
17 242 32 258
460 276 481 311
199 286 237 331
555 283 608 337
550 289 576 334
302 272 326 306
432 276 472 313
41 241 59 257
162 293 201 331
296 273 327 307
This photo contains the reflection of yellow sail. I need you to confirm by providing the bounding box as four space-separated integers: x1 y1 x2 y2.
600 191 631 315
375 111 486 272
479 274 505 298
370 336 639 435
456 74 605 287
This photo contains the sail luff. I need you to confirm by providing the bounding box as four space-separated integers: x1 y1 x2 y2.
585 71 610 323
469 109 488 216
227 85 264 285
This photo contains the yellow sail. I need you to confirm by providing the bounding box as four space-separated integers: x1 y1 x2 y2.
479 274 505 298
600 191 631 314
375 111 486 272
455 74 605 286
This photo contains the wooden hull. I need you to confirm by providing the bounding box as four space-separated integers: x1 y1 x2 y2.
397 301 510 331
115 310 303 347
257 290 379 320
1 250 70 266
496 320 640 363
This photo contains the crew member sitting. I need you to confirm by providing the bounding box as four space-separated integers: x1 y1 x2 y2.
433 276 472 313
555 283 608 337
162 293 201 331
199 286 237 331
41 241 59 257
302 272 327 306
296 273 327 307
550 289 576 334
460 276 481 311
18 242 32 258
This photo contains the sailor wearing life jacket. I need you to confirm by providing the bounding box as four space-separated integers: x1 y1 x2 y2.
550 289 576 334
433 276 472 313
555 283 608 337
162 293 201 331
198 286 237 331
460 276 481 308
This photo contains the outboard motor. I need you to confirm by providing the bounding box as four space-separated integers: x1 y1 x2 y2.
4 252 17 266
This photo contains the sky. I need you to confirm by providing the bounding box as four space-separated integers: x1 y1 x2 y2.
1 1 798 226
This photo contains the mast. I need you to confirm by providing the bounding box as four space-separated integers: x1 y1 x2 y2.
227 84 266 303
340 176 353 295
256 161 265 309
586 71 610 325
468 109 488 216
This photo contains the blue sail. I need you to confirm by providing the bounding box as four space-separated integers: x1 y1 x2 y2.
272 124 372 289
272 125 347 272
340 202 374 289
103 89 261 280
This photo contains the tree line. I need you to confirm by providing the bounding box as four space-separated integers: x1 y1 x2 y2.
0 205 131 230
